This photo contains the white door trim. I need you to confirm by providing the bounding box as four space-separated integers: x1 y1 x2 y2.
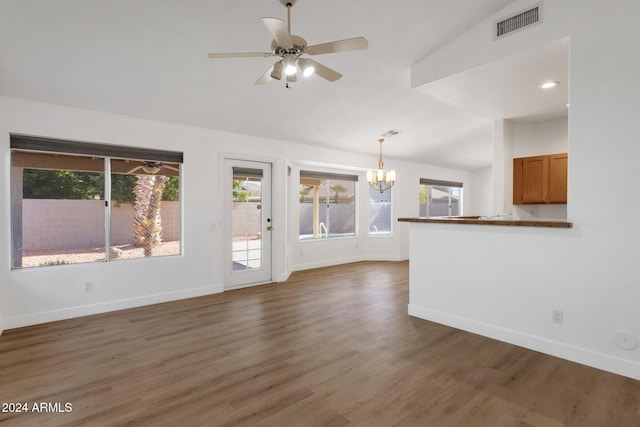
222 158 272 290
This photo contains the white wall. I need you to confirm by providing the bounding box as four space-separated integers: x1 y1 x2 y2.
411 0 572 88
492 120 513 215
1 96 225 330
407 0 640 380
0 95 475 331
512 117 568 158
469 167 493 217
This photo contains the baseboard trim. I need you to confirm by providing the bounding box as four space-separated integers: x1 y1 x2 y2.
408 304 640 381
366 254 409 262
292 255 407 272
272 271 292 283
224 280 274 291
3 285 223 330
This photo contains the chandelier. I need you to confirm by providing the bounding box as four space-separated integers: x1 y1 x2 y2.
367 138 396 193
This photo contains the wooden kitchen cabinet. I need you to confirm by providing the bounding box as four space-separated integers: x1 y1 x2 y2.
513 153 567 204
548 153 568 203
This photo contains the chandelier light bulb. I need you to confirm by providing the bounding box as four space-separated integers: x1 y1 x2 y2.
386 170 396 183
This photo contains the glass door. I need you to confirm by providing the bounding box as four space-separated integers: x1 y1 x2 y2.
224 159 272 289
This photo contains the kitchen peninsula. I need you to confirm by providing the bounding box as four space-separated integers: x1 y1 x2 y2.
396 215 586 378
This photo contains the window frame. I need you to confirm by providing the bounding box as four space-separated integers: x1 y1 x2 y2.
10 134 183 269
419 178 463 217
299 170 358 241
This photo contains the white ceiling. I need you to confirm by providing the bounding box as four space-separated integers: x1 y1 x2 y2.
417 37 569 123
0 0 566 171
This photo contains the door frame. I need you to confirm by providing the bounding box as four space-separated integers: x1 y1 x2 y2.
222 157 273 290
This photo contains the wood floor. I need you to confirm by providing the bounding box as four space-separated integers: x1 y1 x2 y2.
1 261 639 426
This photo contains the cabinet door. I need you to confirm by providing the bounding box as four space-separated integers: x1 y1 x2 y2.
522 155 548 203
513 158 523 204
548 153 568 203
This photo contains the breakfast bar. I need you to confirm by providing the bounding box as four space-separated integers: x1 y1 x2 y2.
396 215 579 373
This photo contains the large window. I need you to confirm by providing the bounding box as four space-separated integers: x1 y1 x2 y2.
299 170 357 240
11 135 182 269
419 178 463 217
368 187 391 237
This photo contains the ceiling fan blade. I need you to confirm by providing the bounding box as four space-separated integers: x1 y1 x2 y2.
306 36 368 55
163 165 180 172
305 59 342 82
126 165 143 174
255 65 275 85
157 165 180 177
208 52 274 59
262 17 293 49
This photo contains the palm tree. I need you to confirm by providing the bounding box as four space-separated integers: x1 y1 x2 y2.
330 184 346 204
133 174 168 256
419 185 432 216
299 185 310 202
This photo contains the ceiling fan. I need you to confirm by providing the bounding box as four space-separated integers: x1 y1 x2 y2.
207 0 368 86
126 161 179 175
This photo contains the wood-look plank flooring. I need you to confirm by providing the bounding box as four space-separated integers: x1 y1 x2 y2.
0 261 639 426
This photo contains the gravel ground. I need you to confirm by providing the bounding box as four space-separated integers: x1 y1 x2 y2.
22 241 180 268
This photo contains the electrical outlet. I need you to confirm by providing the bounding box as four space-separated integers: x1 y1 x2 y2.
552 309 563 324
85 281 93 292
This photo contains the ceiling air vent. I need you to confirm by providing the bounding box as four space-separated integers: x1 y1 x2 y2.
495 3 542 39
381 129 400 138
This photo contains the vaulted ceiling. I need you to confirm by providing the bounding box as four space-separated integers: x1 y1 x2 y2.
0 0 566 171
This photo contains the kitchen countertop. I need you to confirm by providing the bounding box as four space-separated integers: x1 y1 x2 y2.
397 216 572 228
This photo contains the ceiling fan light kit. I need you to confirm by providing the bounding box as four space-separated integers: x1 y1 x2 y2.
284 56 298 75
298 58 315 77
142 164 161 175
207 0 368 86
270 61 284 80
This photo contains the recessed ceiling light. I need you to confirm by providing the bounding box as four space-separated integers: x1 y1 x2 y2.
540 81 559 89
